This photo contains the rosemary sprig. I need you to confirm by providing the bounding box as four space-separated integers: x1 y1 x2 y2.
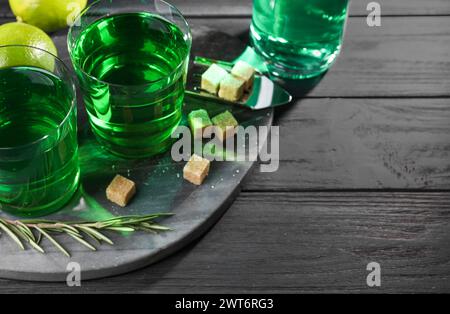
0 213 173 257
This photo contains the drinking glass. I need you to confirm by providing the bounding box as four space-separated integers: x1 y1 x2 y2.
250 0 350 79
68 0 192 158
0 45 79 217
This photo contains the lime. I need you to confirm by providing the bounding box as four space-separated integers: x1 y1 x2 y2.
9 0 88 33
0 22 58 71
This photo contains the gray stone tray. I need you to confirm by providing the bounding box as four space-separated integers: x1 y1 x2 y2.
0 92 273 281
0 24 276 281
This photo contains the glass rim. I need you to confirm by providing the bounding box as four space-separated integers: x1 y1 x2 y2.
0 44 77 152
67 0 193 89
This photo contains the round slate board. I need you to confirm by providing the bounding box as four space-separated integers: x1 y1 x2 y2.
0 99 272 282
0 27 274 282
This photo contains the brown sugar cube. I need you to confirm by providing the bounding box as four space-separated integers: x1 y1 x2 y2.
218 73 245 102
106 175 136 207
183 154 211 185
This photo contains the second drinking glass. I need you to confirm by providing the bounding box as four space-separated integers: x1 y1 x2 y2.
0 45 79 217
68 0 192 158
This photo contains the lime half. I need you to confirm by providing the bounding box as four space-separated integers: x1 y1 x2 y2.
0 22 58 71
9 0 88 33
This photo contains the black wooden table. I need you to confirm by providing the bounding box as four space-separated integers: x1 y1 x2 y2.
1 0 450 293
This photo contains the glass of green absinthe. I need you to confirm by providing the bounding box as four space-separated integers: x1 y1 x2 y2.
0 45 79 217
68 0 192 158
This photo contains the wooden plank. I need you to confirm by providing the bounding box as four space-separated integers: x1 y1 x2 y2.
1 191 450 292
244 98 450 191
349 0 450 16
170 16 450 98
189 17 450 98
1 0 450 17
312 16 450 98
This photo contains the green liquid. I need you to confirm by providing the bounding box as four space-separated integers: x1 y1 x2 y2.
250 0 349 79
0 67 79 217
70 12 189 158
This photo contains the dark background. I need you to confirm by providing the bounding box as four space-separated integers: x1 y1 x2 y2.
1 0 450 293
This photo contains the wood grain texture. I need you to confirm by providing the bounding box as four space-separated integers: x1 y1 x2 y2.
1 0 450 293
187 17 450 98
243 98 450 191
1 192 450 293
349 0 450 16
315 16 450 98
1 0 450 17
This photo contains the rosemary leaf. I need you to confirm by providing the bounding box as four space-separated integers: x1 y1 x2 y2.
63 228 83 238
135 227 157 234
3 221 44 254
78 226 114 245
67 233 96 251
6 223 30 242
0 221 24 250
16 221 36 242
60 224 80 234
34 227 70 257
106 227 135 232
27 239 45 254
77 228 101 245
0 213 173 257
145 224 172 231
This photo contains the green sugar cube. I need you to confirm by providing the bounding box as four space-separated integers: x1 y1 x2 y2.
231 61 255 91
201 64 229 94
212 111 239 142
188 109 213 139
218 73 245 102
